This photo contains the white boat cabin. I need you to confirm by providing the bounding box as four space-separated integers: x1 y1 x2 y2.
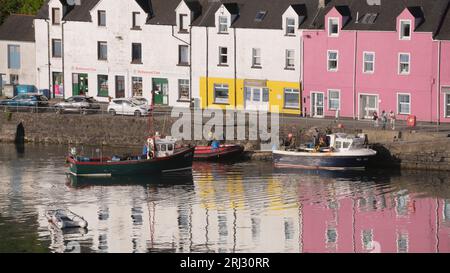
328 133 367 151
154 137 177 158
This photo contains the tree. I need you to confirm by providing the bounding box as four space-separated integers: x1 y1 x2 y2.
0 0 45 24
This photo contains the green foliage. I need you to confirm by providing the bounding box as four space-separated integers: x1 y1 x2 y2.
0 0 45 24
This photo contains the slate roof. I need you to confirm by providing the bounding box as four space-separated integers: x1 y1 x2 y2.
32 0 450 39
0 14 36 42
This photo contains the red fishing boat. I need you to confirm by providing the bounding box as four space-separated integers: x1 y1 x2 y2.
194 144 244 161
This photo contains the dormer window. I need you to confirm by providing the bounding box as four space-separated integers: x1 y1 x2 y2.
179 14 188 32
98 10 106 27
286 18 296 35
219 16 228 33
52 8 60 25
132 12 141 29
400 20 411 40
328 18 339 37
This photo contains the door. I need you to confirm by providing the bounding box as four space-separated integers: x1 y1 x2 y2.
72 73 88 96
115 76 125 98
152 78 168 105
360 94 378 119
311 92 324 117
52 72 64 98
245 87 269 111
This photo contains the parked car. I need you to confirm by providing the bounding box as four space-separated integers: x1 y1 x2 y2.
54 96 101 115
107 98 151 117
129 97 153 112
0 93 49 112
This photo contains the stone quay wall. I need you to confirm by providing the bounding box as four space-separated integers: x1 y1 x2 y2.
1 110 450 170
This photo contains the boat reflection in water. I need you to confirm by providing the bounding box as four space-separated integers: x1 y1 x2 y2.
66 171 194 188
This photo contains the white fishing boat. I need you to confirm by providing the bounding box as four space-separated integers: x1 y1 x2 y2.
273 133 377 170
46 209 88 229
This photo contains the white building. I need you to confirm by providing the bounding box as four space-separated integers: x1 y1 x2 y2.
0 15 36 97
3 0 324 114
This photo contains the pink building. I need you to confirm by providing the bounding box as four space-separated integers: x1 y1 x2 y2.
302 0 450 123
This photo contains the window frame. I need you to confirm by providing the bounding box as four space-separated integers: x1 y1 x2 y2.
213 83 229 104
219 47 228 66
328 17 339 37
286 17 296 36
285 49 295 69
363 51 375 74
98 10 106 27
398 53 411 75
283 88 300 109
132 12 141 29
218 16 228 34
178 45 189 65
178 79 190 101
399 20 412 40
179 14 188 32
328 89 341 111
97 41 108 61
252 48 261 68
7 44 20 69
327 50 339 72
131 43 142 64
397 93 411 115
52 8 61 25
445 91 450 118
52 39 62 58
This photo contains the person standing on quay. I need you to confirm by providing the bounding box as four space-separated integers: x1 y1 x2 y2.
373 111 379 128
381 110 388 130
389 110 396 130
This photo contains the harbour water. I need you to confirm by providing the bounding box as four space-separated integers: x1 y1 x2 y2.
1 143 450 253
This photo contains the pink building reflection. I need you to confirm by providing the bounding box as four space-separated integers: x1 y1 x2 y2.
300 182 450 253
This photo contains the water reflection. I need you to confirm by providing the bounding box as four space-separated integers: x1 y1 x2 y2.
1 143 450 253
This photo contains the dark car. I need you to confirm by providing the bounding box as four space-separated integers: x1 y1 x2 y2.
0 93 49 112
54 96 101 115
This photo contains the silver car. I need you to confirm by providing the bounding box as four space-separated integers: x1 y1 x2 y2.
55 96 101 115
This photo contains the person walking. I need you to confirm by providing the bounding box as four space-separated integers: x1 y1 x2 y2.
389 110 396 130
373 111 379 128
381 110 388 130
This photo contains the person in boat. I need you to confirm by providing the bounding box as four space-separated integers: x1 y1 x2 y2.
146 137 155 159
207 130 214 146
283 133 296 150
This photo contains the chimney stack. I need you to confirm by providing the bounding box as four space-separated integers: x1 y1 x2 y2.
319 0 329 9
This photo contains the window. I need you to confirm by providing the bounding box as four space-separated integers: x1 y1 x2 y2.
52 8 60 25
219 16 228 33
132 77 143 97
98 10 106 26
328 90 340 110
286 50 295 69
10 74 19 85
252 48 261 67
362 230 374 251
286 17 296 35
214 84 229 104
284 88 300 109
446 94 450 118
400 20 411 40
178 45 189 65
98 41 107 60
327 50 338 71
363 52 375 73
178 79 190 101
52 39 62 58
97 75 109 97
7 45 20 69
219 47 228 65
328 18 339 36
132 12 140 29
326 227 337 243
179 14 188 32
397 233 409 253
397 93 411 115
255 11 267 22
399 53 410 75
132 43 142 63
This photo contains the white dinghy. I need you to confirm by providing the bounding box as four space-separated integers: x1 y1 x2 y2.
46 209 88 229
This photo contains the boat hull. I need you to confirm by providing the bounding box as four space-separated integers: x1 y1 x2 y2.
273 150 376 170
194 145 244 161
68 147 195 177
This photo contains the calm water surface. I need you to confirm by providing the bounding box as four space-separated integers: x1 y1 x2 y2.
1 143 450 253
